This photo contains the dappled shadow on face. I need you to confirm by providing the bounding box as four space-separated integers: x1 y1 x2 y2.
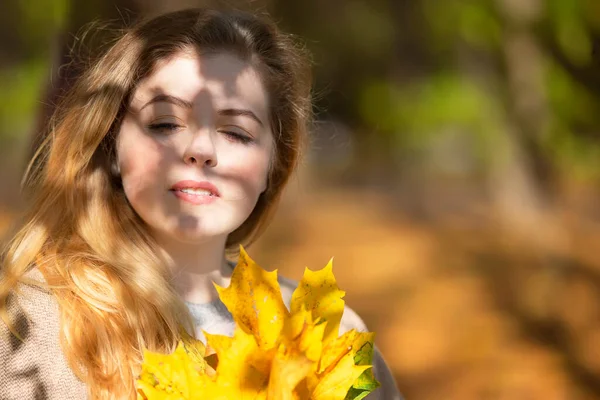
119 49 272 245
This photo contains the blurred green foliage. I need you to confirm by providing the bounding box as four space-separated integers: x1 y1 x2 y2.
544 61 600 180
0 0 69 142
422 0 502 51
16 0 69 48
548 0 592 65
2 0 600 185
0 61 48 139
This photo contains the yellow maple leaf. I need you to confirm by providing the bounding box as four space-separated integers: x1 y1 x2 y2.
267 348 312 400
215 247 290 349
291 259 346 345
136 342 211 400
137 246 379 400
312 351 371 400
205 326 270 398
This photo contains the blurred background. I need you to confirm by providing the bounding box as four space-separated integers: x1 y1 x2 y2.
2 0 600 398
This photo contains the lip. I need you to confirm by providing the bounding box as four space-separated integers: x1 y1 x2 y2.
171 180 220 195
170 180 220 205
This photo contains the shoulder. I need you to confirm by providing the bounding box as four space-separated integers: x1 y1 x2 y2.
0 269 87 399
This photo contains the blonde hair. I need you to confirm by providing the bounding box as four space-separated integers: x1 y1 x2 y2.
0 8 311 399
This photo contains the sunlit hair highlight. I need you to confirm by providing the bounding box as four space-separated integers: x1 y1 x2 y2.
0 8 311 399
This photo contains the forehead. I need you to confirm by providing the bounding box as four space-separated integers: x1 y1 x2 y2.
130 51 269 115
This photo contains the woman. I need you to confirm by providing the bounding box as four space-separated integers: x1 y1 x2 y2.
0 8 401 400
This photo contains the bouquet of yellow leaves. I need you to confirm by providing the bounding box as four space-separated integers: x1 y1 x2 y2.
136 247 379 400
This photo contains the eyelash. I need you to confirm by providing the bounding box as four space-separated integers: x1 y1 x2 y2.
224 131 254 144
148 122 181 133
147 123 254 144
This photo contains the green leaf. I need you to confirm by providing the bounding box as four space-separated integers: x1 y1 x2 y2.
345 341 380 399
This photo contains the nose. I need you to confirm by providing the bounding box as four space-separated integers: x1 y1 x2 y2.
183 129 217 167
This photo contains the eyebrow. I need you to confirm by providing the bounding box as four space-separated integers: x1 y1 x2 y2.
140 94 193 110
139 94 264 126
218 108 264 127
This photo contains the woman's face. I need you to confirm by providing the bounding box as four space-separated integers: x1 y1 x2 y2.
116 51 273 245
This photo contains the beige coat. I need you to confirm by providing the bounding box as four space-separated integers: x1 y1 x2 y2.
0 269 402 399
0 269 87 399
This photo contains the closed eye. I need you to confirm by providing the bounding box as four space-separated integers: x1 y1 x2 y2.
222 130 254 145
148 122 182 133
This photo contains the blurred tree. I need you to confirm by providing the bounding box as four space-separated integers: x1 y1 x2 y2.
0 0 69 206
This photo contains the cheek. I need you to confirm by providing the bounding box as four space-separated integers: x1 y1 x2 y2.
224 148 271 197
117 127 169 202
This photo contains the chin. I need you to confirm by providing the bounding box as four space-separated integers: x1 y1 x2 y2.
149 213 245 245
168 227 227 244
174 220 245 243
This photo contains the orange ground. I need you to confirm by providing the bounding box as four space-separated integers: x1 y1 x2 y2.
1 183 599 399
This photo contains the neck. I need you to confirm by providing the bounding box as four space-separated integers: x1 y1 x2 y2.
154 233 232 304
